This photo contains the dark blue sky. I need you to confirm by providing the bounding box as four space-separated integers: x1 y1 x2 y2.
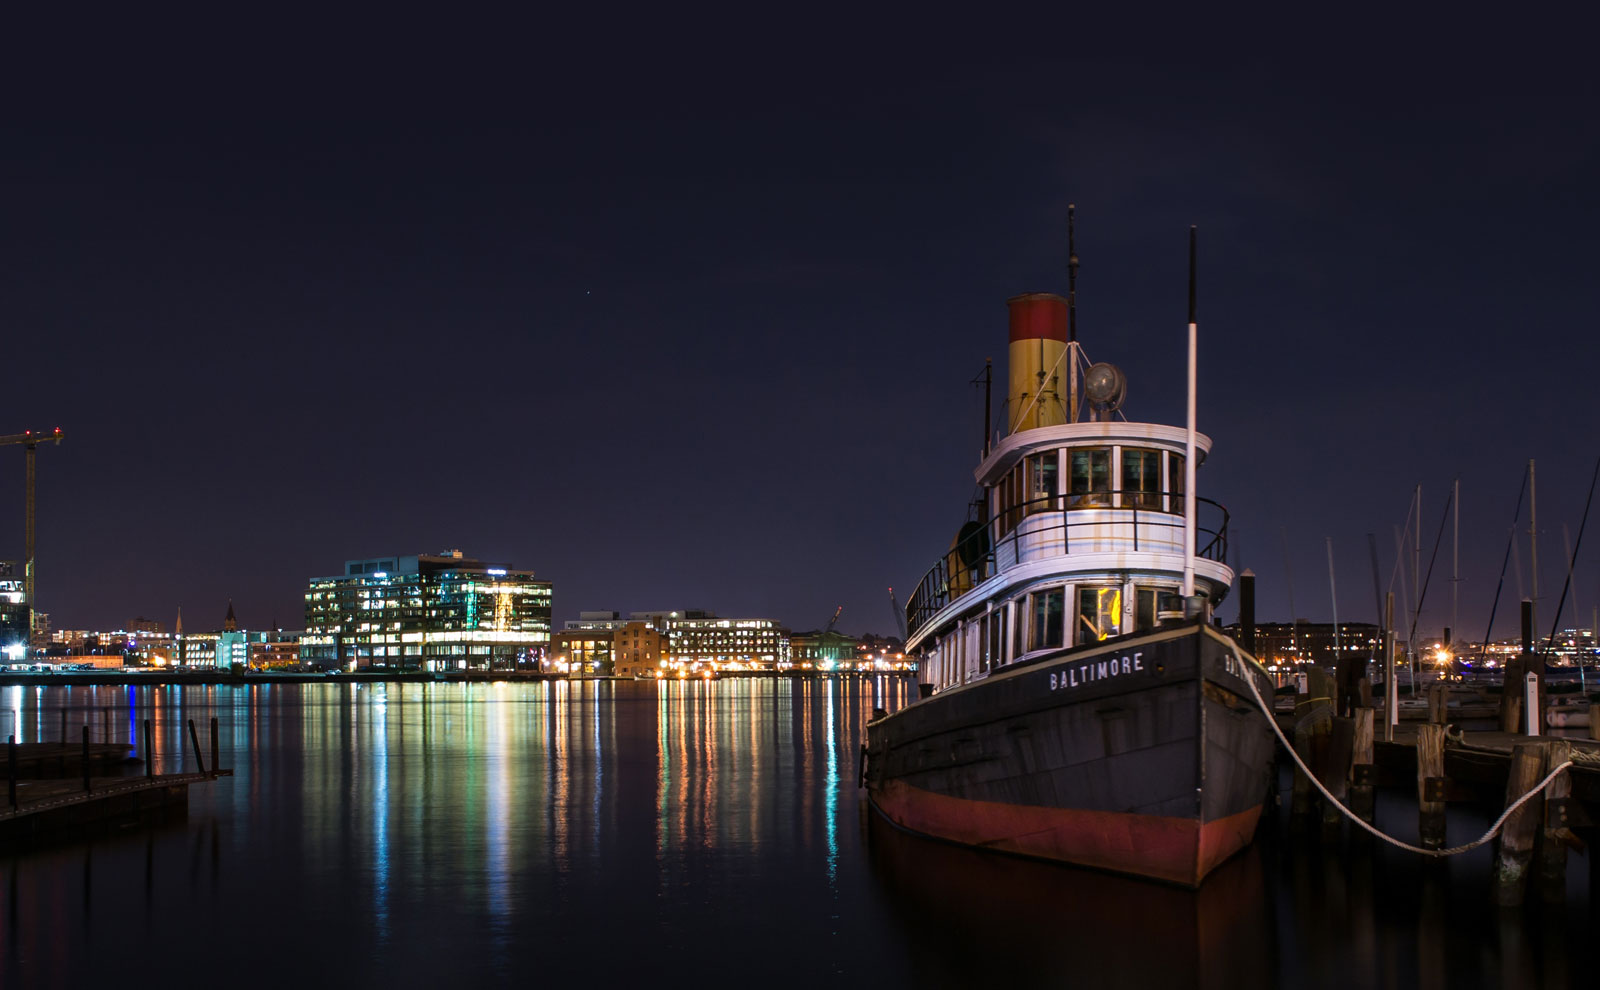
3 9 1596 641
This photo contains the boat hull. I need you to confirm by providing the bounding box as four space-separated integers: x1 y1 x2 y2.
864 623 1274 887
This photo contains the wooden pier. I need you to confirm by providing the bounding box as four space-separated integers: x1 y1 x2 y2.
1 717 230 846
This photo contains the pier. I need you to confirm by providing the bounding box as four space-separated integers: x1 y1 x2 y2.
1 717 230 845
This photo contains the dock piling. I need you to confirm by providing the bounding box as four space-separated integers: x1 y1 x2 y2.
1323 716 1354 840
1416 723 1446 849
1538 739 1573 905
1494 742 1545 906
1350 708 1375 824
187 719 207 776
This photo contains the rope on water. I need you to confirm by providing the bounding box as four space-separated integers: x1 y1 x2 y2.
1232 644 1573 858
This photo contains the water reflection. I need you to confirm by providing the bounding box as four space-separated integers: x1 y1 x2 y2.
0 678 1589 988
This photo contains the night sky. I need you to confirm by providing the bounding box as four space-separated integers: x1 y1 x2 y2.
4 10 1596 642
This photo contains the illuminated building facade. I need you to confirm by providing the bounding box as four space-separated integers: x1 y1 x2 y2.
613 621 667 677
665 615 788 670
0 561 27 661
301 551 552 670
790 629 860 666
550 629 614 675
1226 621 1386 667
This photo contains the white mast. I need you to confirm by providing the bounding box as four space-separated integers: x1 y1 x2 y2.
1452 478 1460 646
1182 226 1197 601
1529 459 1539 640
1327 537 1340 657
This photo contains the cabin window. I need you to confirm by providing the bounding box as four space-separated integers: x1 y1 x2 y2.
1012 601 1028 658
1136 588 1158 631
1025 452 1059 515
1167 452 1186 513
1028 589 1065 651
1121 448 1162 510
1068 448 1112 508
984 609 1006 673
1077 586 1123 642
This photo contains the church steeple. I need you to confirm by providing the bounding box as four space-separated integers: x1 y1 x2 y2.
224 599 238 632
175 605 184 637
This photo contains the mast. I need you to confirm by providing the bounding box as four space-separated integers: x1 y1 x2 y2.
1529 459 1538 641
982 359 992 458
1327 537 1340 657
1067 204 1080 424
1452 478 1460 648
1413 484 1421 683
1182 225 1198 600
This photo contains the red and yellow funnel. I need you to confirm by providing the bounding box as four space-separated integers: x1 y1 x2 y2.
1006 293 1068 434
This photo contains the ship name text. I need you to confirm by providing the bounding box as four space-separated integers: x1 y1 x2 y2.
1049 652 1144 691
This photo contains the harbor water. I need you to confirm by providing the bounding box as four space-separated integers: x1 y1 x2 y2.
0 680 1593 989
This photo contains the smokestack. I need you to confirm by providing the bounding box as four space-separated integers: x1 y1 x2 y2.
1005 293 1069 434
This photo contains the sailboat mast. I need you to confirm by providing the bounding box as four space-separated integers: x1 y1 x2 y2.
1452 478 1460 646
1529 459 1539 640
1327 537 1340 656
1182 226 1197 600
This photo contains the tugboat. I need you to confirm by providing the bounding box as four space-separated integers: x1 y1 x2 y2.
863 215 1276 887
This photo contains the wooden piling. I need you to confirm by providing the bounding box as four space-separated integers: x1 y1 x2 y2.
1350 708 1375 825
1494 742 1545 906
1591 702 1600 741
1427 682 1448 724
1323 716 1355 840
188 719 206 776
1416 723 1446 849
1538 739 1573 905
1291 666 1335 831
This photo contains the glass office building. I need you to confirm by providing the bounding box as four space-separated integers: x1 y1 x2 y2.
301 550 552 670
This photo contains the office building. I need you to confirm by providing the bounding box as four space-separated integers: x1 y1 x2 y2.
301 550 552 670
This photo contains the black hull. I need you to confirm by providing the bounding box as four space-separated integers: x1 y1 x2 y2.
864 622 1275 886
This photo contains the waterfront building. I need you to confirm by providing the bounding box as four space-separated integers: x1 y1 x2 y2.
790 629 860 667
1225 621 1386 667
301 550 552 670
0 562 28 661
613 621 667 677
564 610 629 632
664 614 788 670
550 628 613 675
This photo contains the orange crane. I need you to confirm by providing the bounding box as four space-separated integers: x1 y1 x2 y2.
0 428 65 641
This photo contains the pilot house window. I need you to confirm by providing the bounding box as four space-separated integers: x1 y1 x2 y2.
1121 448 1162 510
1029 589 1065 651
1068 448 1112 507
1077 586 1123 642
1025 453 1058 515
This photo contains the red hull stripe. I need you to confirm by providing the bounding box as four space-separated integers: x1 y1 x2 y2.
871 779 1261 887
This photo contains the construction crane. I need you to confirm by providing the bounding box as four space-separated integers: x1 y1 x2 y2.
0 428 65 643
887 587 909 642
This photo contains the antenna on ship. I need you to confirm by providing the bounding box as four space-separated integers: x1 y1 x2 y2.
1182 224 1199 606
1067 204 1080 423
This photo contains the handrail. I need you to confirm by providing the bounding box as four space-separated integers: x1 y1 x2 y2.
904 488 1231 641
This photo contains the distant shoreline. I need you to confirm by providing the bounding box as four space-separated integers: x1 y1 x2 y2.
0 669 914 688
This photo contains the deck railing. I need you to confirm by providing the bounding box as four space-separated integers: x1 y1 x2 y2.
904 490 1229 641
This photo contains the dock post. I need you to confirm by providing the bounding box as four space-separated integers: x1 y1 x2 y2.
1291 666 1334 832
210 717 218 773
1350 708 1375 825
1324 715 1355 841
1427 682 1448 724
7 734 15 810
1494 742 1545 906
1416 723 1446 849
81 725 90 793
188 719 207 776
143 719 153 779
1538 739 1573 905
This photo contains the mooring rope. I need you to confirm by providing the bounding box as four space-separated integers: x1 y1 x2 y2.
1232 645 1574 858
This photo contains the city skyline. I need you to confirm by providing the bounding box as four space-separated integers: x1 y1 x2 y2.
3 11 1596 642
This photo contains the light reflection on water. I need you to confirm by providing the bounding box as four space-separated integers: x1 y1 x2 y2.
0 678 1593 989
